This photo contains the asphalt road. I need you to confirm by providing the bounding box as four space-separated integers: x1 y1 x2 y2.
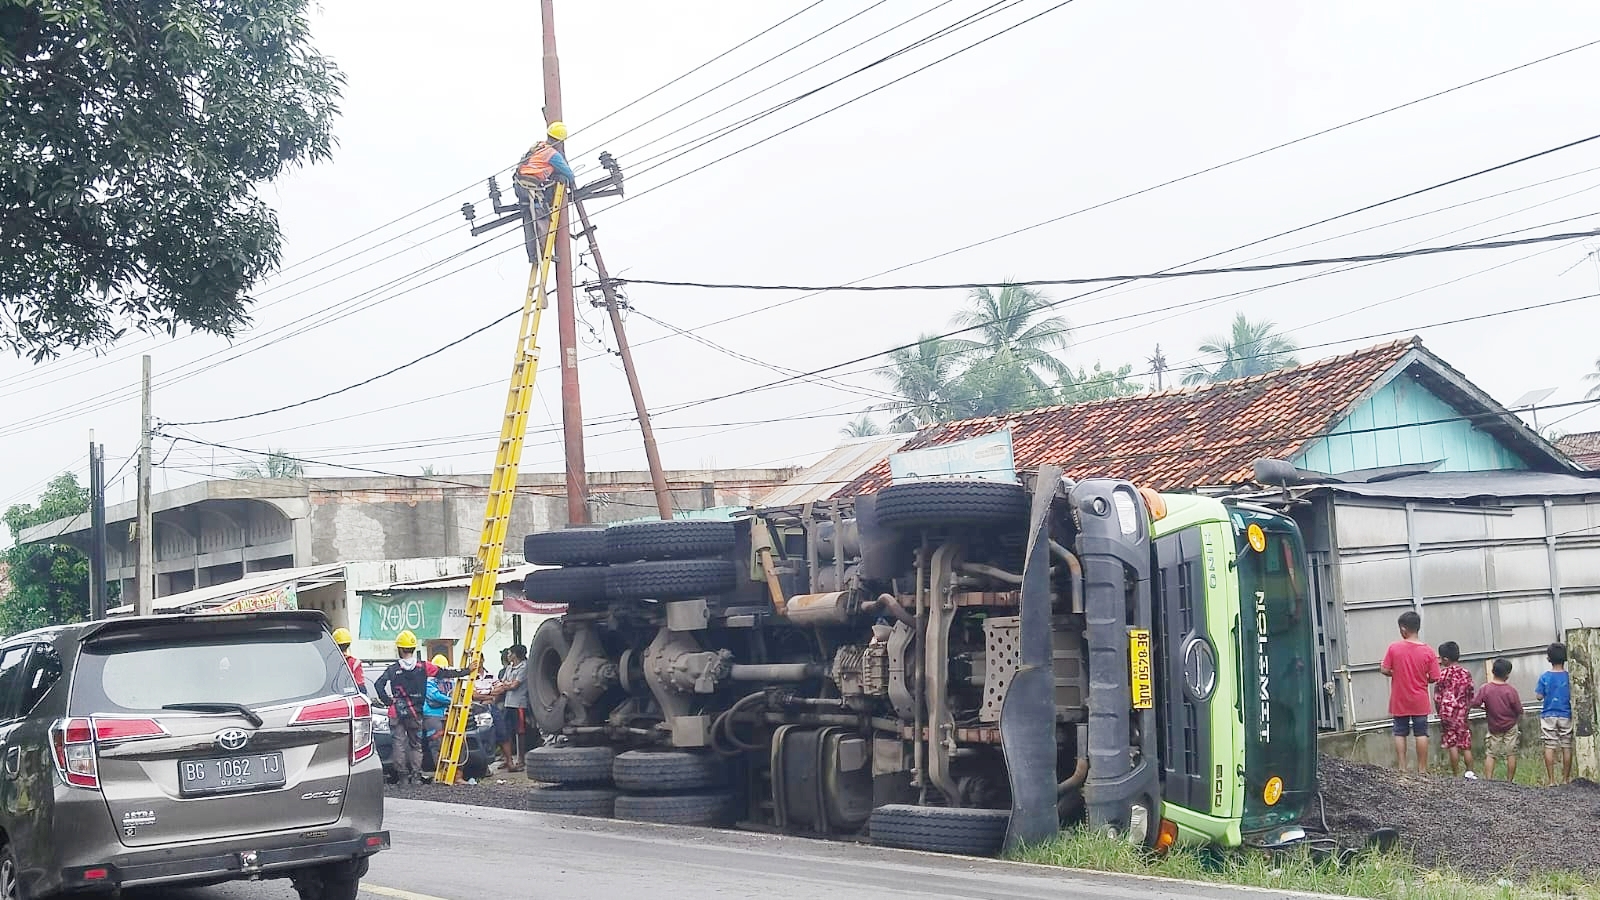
148 799 1343 900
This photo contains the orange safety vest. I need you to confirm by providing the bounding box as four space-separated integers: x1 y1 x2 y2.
517 143 557 183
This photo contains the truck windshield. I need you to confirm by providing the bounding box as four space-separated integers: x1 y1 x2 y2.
1231 508 1318 833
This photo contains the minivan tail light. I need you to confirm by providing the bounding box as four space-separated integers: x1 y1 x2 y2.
292 696 373 764
292 698 353 725
94 717 167 743
350 695 374 763
51 718 99 789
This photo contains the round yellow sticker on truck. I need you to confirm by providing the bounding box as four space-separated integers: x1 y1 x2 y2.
1246 523 1267 553
1263 776 1284 806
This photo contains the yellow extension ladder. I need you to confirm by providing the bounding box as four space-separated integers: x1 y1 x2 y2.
435 181 566 784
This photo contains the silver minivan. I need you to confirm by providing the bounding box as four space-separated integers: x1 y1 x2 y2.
0 611 387 898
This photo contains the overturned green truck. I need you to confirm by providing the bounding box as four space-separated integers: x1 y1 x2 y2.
519 464 1317 855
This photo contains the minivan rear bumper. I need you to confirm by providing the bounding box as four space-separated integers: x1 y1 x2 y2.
58 830 390 891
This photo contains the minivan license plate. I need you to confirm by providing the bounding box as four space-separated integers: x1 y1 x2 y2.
179 752 286 796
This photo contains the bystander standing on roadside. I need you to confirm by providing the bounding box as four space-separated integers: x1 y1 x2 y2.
1433 641 1475 777
1536 642 1574 784
1381 610 1440 773
494 645 530 772
1472 657 1522 781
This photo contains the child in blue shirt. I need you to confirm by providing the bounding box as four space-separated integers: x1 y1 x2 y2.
1535 642 1573 784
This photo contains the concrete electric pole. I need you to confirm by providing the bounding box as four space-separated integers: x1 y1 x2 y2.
136 355 154 616
88 434 107 620
541 0 591 525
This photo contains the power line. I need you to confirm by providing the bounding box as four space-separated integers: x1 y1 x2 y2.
604 225 1600 294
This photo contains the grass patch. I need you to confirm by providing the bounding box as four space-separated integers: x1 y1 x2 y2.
1010 829 1600 899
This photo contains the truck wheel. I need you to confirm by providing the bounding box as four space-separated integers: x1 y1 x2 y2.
868 804 1011 856
528 619 571 736
612 750 725 792
604 560 736 601
523 527 609 566
527 784 619 817
872 481 1029 531
524 567 608 604
526 744 615 785
604 520 737 563
613 791 738 826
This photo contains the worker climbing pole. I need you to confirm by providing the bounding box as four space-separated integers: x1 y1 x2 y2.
434 170 567 785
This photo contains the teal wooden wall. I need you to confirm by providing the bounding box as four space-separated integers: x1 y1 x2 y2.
1293 375 1529 474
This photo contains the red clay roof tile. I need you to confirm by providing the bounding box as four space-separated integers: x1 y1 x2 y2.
840 339 1417 496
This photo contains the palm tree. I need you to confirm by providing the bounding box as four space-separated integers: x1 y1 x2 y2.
880 334 960 430
946 283 1072 396
235 450 304 479
840 414 882 438
1182 313 1301 385
1584 356 1600 399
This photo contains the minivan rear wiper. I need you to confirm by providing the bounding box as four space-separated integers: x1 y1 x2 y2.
161 702 264 728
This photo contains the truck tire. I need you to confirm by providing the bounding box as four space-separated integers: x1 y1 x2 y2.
527 784 619 817
604 520 737 563
612 750 725 792
872 481 1029 531
528 619 571 736
526 745 615 785
524 566 607 604
868 804 1011 856
613 791 738 826
604 560 736 602
523 528 610 566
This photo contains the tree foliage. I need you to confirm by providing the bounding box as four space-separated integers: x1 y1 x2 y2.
1584 356 1600 400
2 472 90 633
1058 361 1145 404
840 414 882 438
1182 312 1301 385
235 449 303 479
0 0 344 359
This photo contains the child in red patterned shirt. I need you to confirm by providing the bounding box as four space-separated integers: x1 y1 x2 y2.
1434 641 1476 777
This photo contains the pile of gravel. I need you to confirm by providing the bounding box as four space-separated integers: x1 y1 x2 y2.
386 774 548 812
1313 756 1600 878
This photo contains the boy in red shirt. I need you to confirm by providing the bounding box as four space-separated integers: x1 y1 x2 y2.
1381 610 1440 773
1432 641 1475 777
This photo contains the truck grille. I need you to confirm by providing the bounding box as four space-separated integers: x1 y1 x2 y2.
1154 530 1211 812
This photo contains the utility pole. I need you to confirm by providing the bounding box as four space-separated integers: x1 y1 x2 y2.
1148 344 1168 391
574 197 673 520
88 434 107 620
541 0 590 525
136 355 154 616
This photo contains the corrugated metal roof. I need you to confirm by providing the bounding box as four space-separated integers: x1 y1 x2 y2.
760 436 911 506
1311 470 1600 500
382 564 542 591
152 563 346 612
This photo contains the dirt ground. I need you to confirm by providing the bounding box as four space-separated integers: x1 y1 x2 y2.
1315 756 1600 878
385 770 550 812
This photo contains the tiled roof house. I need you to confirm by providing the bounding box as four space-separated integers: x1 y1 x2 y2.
839 338 1576 496
1555 430 1600 470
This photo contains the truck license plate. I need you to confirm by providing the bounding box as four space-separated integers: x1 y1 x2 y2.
179 752 286 797
1129 628 1154 710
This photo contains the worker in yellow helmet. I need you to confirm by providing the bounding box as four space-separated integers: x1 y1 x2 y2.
419 654 457 779
513 121 576 263
332 626 365 692
374 631 472 784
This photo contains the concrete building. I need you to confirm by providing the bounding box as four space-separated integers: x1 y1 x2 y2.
19 468 794 601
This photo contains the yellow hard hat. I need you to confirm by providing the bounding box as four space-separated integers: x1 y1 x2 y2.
546 120 568 141
395 630 419 650
432 654 449 668
331 627 353 646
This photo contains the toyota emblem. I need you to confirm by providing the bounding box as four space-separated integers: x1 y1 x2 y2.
215 729 250 752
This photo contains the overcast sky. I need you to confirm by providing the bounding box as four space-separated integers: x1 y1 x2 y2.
5 0 1600 531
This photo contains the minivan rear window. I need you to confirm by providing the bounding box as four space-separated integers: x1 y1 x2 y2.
74 632 347 714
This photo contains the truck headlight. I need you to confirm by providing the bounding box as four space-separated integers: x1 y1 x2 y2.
1181 636 1217 702
1112 490 1139 536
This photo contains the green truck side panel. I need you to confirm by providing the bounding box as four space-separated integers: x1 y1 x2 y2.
1293 375 1530 474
